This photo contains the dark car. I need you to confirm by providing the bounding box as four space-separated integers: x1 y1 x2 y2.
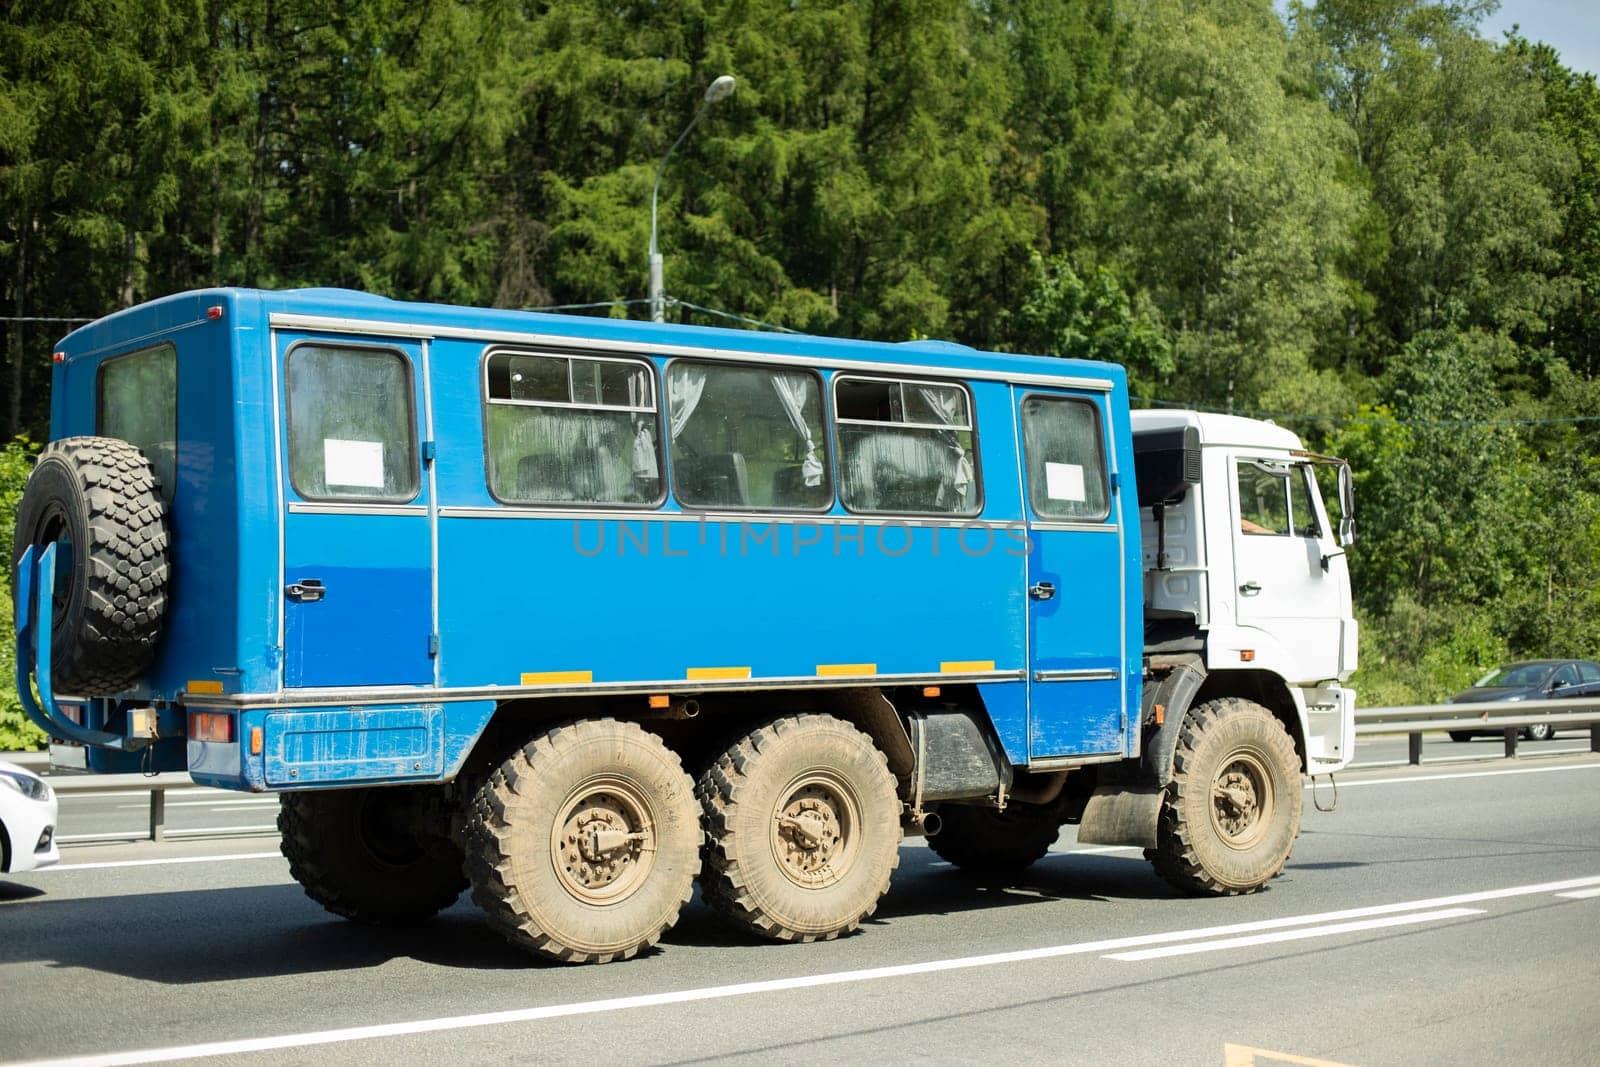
1447 659 1600 741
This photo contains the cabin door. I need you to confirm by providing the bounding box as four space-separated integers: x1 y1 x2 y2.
277 333 435 688
1015 388 1126 760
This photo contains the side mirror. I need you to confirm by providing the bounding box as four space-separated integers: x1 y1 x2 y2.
1337 464 1356 547
1550 678 1568 692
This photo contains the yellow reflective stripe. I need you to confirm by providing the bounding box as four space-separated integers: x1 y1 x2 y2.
520 670 593 685
940 660 996 673
186 680 225 695
686 666 752 681
816 663 876 677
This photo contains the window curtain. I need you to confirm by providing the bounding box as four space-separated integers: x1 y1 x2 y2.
770 370 823 487
627 371 659 480
667 364 708 440
912 385 974 505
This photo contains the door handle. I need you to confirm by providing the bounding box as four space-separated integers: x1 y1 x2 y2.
1239 581 1262 596
286 579 325 603
1029 581 1056 601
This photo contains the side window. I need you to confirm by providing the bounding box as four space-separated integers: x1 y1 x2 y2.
1552 664 1579 688
667 361 829 511
286 344 418 502
1020 396 1110 522
834 376 978 515
1291 465 1321 538
98 343 177 503
1236 460 1290 536
1579 662 1600 684
483 350 661 506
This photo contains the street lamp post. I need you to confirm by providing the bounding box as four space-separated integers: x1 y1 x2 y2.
649 74 735 323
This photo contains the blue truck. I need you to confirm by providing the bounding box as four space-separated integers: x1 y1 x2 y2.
14 287 1357 963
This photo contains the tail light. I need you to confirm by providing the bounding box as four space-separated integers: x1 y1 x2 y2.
188 711 235 743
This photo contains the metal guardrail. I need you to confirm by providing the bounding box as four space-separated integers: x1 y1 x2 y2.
8 695 1597 845
41 771 209 843
1355 696 1600 765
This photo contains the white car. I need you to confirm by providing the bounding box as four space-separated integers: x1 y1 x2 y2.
0 759 59 873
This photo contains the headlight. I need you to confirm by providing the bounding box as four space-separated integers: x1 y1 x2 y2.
0 770 51 802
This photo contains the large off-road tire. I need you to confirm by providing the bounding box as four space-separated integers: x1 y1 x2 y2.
926 801 1062 876
1145 698 1303 896
278 785 467 925
464 719 700 964
12 436 169 694
697 714 901 943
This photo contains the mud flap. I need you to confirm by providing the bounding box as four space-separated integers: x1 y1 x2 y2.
1075 783 1163 848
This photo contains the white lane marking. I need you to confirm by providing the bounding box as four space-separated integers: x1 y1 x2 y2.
1066 845 1142 855
1310 762 1600 789
1555 888 1600 900
31 852 284 873
56 825 278 844
113 799 278 810
12 874 1596 1067
1104 907 1485 961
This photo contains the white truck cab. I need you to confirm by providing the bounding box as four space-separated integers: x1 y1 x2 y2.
1132 410 1358 775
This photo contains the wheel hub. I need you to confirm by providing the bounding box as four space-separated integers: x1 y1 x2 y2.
771 776 859 889
1210 753 1273 850
552 779 656 904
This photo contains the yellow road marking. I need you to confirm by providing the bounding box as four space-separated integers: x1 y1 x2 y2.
1223 1044 1357 1067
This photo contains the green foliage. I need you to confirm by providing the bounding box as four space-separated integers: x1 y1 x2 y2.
0 438 43 750
1352 595 1509 707
0 0 1597 706
0 596 46 752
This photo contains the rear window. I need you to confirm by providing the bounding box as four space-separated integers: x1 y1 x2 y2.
286 344 419 502
98 343 177 503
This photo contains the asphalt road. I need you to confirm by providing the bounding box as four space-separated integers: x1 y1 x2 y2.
2 747 1597 1066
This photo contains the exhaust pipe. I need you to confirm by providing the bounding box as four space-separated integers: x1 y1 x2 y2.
903 809 941 838
661 698 700 720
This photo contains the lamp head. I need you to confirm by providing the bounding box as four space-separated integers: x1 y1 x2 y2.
704 75 736 104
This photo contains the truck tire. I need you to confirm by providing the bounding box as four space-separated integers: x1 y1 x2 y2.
1145 698 1302 895
926 801 1062 876
464 719 700 964
12 436 169 694
697 714 900 943
279 785 466 925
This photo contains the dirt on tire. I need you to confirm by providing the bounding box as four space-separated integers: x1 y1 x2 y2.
12 436 169 694
463 718 700 964
697 713 901 943
1145 697 1303 895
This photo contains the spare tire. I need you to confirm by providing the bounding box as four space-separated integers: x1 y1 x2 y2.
12 436 170 694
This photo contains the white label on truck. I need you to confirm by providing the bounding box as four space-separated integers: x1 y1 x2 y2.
324 439 386 489
1044 461 1086 502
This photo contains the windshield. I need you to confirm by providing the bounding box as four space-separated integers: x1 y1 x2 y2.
1472 663 1553 689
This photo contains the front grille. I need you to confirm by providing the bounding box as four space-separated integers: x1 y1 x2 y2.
34 826 53 853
